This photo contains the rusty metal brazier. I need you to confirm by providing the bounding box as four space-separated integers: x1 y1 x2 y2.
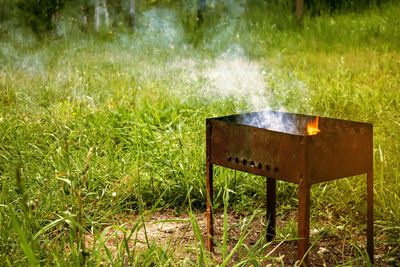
205 111 373 264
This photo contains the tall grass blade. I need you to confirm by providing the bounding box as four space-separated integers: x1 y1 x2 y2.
33 217 66 240
222 183 229 259
10 210 40 266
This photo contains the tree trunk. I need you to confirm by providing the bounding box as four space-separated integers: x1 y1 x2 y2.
94 0 110 32
295 0 304 24
80 4 89 31
95 0 100 32
128 0 135 28
197 0 206 24
103 0 110 29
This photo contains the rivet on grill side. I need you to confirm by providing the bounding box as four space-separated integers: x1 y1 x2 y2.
227 156 232 162
258 163 262 169
242 159 247 165
250 161 255 167
266 165 271 171
235 158 239 164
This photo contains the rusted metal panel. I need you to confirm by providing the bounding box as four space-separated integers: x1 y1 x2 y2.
208 118 305 184
305 118 373 184
208 112 372 185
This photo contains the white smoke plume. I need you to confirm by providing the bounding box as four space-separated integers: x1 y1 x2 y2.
119 5 310 133
1 2 311 134
201 45 269 110
200 45 305 133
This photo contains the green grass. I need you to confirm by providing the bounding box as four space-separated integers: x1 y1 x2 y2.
1 0 400 265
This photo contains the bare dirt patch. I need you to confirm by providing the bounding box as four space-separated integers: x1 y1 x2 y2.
86 210 397 266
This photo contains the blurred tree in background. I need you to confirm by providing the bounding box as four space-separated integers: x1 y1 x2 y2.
305 0 390 15
0 0 393 37
16 0 64 33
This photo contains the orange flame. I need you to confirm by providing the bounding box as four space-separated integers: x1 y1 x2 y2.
307 116 320 135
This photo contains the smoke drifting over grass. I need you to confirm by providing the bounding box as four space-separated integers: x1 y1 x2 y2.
202 45 268 108
201 47 308 133
1 2 310 129
121 4 309 131
138 8 185 50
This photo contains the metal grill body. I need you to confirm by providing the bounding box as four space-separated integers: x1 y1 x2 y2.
205 111 373 264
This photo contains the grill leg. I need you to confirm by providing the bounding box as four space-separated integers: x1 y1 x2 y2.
367 170 374 263
266 177 276 241
206 160 214 252
197 0 206 23
297 182 311 265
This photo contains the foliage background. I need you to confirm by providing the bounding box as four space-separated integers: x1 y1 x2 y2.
0 0 399 265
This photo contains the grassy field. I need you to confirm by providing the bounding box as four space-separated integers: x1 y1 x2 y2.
1 1 400 265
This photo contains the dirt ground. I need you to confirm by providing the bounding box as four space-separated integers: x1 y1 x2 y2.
86 210 398 266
